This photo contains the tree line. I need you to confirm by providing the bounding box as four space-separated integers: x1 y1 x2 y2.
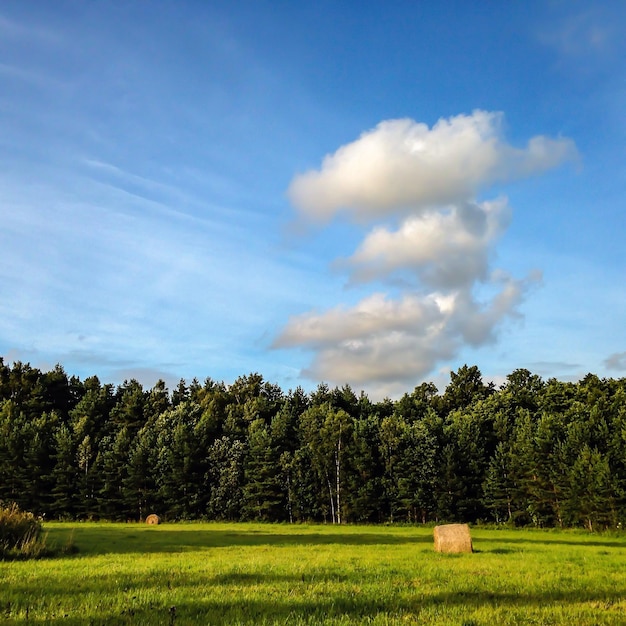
1 357 625 530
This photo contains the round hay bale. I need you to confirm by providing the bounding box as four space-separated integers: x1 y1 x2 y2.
433 523 473 553
145 514 161 525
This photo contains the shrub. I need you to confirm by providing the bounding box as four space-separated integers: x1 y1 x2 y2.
0 502 47 560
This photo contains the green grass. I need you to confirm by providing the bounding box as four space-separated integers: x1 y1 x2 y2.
1 523 625 624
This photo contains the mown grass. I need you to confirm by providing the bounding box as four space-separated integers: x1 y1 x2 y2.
1 522 625 624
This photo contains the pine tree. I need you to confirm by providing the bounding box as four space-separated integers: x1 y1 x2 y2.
483 442 514 524
50 424 78 518
96 427 132 519
243 419 283 521
206 437 246 520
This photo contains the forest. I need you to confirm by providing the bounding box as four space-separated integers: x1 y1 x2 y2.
1 357 625 530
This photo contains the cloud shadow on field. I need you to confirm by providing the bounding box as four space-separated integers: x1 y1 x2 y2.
48 526 626 558
476 535 626 549
48 526 433 556
9 585 626 625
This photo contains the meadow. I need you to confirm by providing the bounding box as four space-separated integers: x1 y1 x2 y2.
1 522 625 625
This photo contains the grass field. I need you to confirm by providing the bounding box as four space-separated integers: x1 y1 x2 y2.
1 522 625 625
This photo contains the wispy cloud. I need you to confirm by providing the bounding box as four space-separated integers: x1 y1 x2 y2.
0 156 303 386
0 12 61 45
537 10 614 58
107 367 181 389
604 352 626 372
277 111 575 395
0 62 65 90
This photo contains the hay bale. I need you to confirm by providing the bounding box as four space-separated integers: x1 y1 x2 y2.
433 523 473 553
145 514 160 525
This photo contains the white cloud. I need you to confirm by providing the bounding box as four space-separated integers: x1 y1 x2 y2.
278 111 574 395
288 110 577 223
274 293 457 386
275 292 445 348
275 275 537 390
343 198 511 289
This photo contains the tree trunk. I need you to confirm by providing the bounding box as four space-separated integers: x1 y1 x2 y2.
336 435 341 525
286 473 293 524
326 472 336 524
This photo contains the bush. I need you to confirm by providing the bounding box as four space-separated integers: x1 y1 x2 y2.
0 502 46 560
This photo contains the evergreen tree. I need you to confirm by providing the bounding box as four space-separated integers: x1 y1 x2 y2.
378 413 408 522
346 414 385 523
440 365 493 415
154 402 204 519
111 379 147 434
0 401 26 505
243 419 283 521
50 424 78 518
396 414 440 523
206 437 246 520
123 423 158 520
564 445 616 530
96 427 132 519
483 442 514 523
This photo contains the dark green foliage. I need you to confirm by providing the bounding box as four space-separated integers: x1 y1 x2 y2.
154 402 205 519
95 429 132 519
124 422 159 521
440 365 494 415
110 379 147 433
50 424 78 518
206 437 246 520
346 414 385 523
1 356 626 528
242 419 284 521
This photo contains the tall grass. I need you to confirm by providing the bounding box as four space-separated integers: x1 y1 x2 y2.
0 502 47 560
1 522 625 624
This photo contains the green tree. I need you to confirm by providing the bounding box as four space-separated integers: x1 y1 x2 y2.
111 379 147 434
96 427 133 519
346 414 385 523
440 365 493 416
207 437 246 520
379 414 408 522
299 403 352 524
564 445 616 530
437 399 495 522
154 402 204 519
123 423 158 520
145 379 171 420
50 424 78 518
243 419 283 521
396 414 440 523
483 442 514 523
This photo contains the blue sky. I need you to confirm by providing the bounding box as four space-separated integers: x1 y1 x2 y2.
1 1 625 398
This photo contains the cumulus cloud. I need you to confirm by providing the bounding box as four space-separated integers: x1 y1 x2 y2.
276 292 445 349
342 198 511 289
274 274 538 389
278 111 575 394
288 110 577 222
